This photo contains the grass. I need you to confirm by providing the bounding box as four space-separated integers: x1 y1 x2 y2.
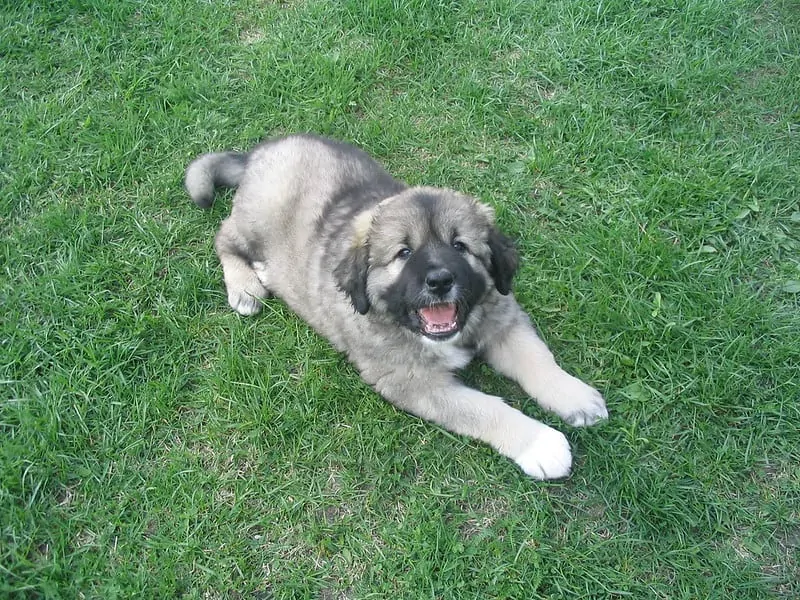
1 0 799 597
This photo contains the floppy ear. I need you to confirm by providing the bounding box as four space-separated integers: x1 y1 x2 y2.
334 242 371 314
487 227 519 295
335 208 378 314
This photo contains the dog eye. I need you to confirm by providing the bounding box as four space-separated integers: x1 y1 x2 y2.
396 247 411 260
452 241 467 253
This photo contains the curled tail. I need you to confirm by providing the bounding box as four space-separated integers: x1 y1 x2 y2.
184 151 249 208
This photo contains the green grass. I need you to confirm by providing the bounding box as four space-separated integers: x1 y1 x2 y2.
2 0 799 597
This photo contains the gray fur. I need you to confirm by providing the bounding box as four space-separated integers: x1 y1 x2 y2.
185 134 608 479
185 151 249 208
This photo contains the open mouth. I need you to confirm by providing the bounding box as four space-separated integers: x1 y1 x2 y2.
417 303 459 338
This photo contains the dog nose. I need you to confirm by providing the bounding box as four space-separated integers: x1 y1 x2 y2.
425 268 454 294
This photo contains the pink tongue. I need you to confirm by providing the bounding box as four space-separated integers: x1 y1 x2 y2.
419 304 456 325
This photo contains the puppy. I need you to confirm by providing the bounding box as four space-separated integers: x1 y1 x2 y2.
185 134 608 478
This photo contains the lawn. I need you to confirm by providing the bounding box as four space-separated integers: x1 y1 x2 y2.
2 0 799 598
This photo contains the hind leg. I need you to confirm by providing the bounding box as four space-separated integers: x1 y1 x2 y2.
215 218 270 316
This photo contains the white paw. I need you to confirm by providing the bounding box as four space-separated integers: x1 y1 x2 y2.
548 375 608 427
228 290 263 316
515 426 572 480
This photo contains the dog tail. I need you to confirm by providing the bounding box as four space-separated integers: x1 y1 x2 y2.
184 151 249 209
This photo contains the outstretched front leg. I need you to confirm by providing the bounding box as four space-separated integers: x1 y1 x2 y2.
483 308 608 427
373 370 574 479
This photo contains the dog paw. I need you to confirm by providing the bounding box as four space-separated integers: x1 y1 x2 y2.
515 426 572 480
223 267 269 316
228 290 264 316
563 387 608 427
550 375 608 427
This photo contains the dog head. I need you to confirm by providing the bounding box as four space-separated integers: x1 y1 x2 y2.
334 187 519 340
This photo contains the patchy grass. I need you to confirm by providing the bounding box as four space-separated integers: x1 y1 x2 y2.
2 0 798 598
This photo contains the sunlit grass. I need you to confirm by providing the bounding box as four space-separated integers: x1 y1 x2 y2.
2 0 798 597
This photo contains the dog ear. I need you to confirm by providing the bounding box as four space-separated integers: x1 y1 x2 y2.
335 207 380 314
334 242 371 314
487 227 519 295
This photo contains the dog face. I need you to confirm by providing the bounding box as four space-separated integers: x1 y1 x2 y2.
335 187 519 340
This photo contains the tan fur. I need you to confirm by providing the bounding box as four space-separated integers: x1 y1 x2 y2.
185 134 608 479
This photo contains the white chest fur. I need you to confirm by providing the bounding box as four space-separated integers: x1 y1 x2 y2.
421 334 475 371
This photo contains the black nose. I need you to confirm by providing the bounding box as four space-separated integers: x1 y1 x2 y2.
425 268 454 294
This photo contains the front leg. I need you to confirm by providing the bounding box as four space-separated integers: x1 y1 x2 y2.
483 309 608 427
373 372 573 479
